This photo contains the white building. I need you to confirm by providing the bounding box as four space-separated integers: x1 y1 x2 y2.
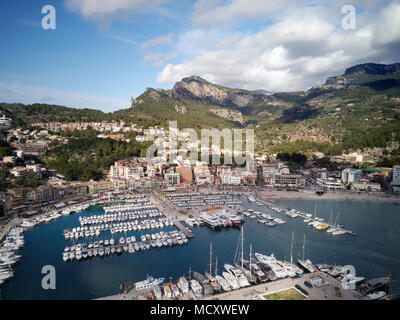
393 166 400 187
352 181 381 192
317 178 343 190
341 169 363 184
165 172 181 185
221 174 241 185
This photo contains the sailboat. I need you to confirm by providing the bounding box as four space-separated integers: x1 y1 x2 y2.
297 234 315 273
282 233 303 275
327 211 339 233
332 211 346 235
234 227 257 284
204 242 222 292
242 245 268 282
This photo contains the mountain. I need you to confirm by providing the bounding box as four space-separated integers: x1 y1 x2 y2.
345 63 400 75
129 75 298 127
1 62 400 157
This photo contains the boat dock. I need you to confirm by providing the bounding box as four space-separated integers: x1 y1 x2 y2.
174 220 193 238
0 217 21 243
254 192 357 236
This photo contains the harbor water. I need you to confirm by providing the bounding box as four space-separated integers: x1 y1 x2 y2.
1 196 399 299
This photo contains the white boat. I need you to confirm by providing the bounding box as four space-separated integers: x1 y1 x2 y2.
75 251 82 260
135 276 165 291
297 235 315 273
62 252 69 262
177 276 189 294
224 264 250 287
367 291 386 300
215 275 232 292
255 253 288 278
190 279 203 297
222 272 240 290
332 229 346 235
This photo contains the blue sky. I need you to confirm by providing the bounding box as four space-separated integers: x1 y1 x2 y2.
0 0 399 112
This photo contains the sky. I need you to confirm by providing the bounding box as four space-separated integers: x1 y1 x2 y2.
0 0 399 112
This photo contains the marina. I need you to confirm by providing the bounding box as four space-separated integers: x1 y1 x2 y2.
62 230 190 262
0 193 399 300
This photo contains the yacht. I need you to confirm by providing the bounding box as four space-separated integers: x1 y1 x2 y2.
343 275 365 288
255 253 288 279
332 229 346 236
62 252 69 262
215 275 232 292
224 264 250 287
239 258 268 282
193 272 214 295
200 213 222 230
222 272 240 290
75 251 82 261
190 279 203 297
177 276 189 294
297 235 315 273
205 272 222 292
367 291 387 300
134 276 165 291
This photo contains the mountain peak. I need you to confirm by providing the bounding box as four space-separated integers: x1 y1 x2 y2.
180 75 210 84
344 62 400 75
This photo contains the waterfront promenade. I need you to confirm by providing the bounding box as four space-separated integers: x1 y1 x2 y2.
0 217 21 242
203 272 360 300
97 272 360 301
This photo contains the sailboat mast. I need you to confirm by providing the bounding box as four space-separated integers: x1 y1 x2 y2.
215 257 218 277
209 242 213 275
241 227 244 269
249 244 253 274
334 212 340 227
302 235 306 261
290 232 294 264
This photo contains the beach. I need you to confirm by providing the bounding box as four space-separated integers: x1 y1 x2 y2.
258 190 400 203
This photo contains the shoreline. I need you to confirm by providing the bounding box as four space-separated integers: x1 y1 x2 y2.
258 190 400 203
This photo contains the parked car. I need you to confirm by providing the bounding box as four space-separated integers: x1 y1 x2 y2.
304 281 313 289
295 284 309 296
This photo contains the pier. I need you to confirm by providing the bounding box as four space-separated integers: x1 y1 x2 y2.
174 220 193 238
254 191 357 236
0 217 21 243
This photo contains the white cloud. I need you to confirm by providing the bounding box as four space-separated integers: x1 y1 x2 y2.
65 0 165 26
144 53 164 67
142 33 174 48
192 0 386 26
0 82 127 112
157 1 400 92
192 0 299 26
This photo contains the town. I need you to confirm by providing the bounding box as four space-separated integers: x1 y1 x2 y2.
1 119 399 218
